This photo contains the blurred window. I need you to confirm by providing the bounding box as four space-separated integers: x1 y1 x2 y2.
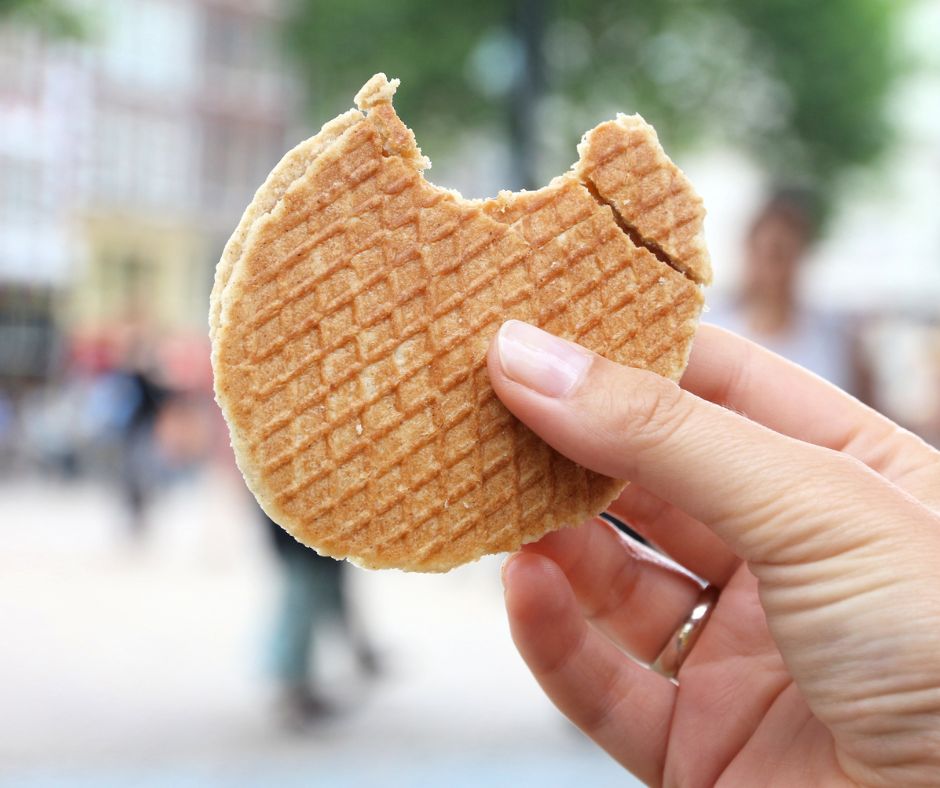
200 118 280 212
200 118 233 208
90 107 192 210
136 114 191 209
205 7 243 69
91 107 135 204
98 0 196 92
0 287 56 381
0 28 43 99
118 254 152 305
203 7 271 72
0 157 44 226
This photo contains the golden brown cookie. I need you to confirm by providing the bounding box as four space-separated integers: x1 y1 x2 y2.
211 73 710 572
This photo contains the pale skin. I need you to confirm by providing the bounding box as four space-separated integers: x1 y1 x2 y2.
487 321 940 787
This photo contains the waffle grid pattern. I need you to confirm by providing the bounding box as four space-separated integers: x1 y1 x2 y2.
217 107 703 570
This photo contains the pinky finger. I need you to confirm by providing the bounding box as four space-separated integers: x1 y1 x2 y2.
503 552 676 784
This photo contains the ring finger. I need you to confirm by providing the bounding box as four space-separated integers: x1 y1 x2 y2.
523 516 706 665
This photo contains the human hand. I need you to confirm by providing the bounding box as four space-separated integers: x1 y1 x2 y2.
488 320 940 786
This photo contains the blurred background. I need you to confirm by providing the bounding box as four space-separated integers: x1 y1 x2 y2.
0 0 938 785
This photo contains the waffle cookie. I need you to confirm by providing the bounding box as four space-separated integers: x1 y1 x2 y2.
211 73 710 572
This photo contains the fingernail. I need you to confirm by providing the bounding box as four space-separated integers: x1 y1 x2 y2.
497 320 592 398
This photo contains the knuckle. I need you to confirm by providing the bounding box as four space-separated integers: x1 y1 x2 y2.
611 375 694 454
577 664 629 735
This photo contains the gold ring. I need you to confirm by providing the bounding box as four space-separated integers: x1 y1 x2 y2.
650 584 720 681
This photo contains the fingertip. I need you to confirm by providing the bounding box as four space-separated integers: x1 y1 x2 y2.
503 551 571 624
502 550 558 591
500 550 521 589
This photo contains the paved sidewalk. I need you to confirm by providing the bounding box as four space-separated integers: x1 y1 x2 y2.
0 474 638 787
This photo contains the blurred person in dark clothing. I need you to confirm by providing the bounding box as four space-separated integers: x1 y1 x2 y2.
262 510 379 728
120 366 168 532
101 328 172 536
708 189 873 401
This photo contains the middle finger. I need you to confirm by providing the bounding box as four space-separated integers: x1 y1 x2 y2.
523 517 704 665
608 483 741 587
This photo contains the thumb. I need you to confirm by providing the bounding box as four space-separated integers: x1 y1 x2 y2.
487 320 919 566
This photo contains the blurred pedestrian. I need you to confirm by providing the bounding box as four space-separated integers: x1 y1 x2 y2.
116 348 169 535
708 189 873 401
263 510 379 728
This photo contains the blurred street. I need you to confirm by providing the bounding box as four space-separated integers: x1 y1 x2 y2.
0 472 635 787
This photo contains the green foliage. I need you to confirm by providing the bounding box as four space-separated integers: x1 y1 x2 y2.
282 0 508 134
283 0 902 206
0 0 86 38
723 0 900 185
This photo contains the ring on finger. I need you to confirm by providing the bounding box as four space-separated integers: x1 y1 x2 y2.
650 584 719 682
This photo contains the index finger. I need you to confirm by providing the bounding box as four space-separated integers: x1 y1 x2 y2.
684 325 940 509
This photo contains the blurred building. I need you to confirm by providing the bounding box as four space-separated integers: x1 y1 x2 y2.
0 0 297 387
